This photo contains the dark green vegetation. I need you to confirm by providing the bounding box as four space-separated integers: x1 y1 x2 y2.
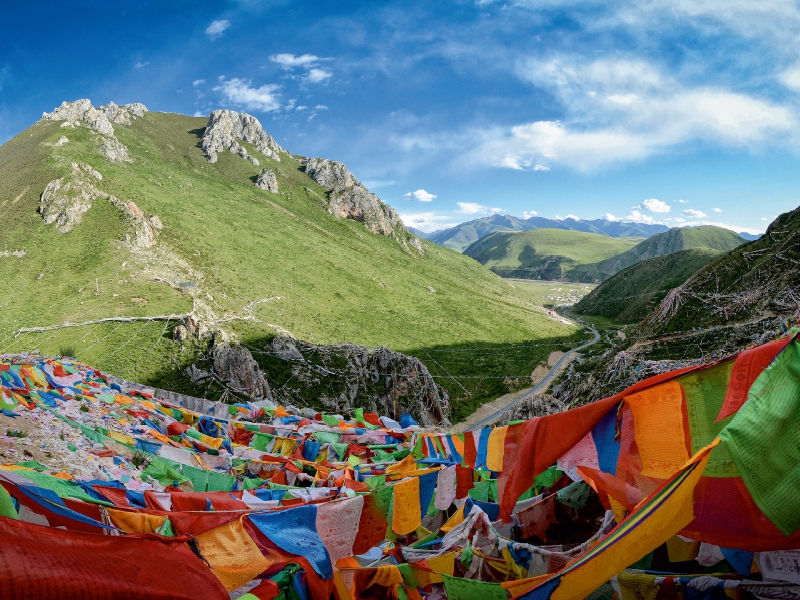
463 229 643 280
573 248 722 323
638 207 800 335
428 214 667 253
569 225 747 283
0 107 581 419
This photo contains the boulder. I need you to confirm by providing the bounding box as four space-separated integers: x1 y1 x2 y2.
255 169 279 193
210 341 272 400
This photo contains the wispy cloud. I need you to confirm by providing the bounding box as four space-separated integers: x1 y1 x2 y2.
683 208 708 218
457 202 489 214
270 54 332 84
400 212 459 233
205 19 230 40
404 189 437 202
134 61 149 69
523 210 538 218
471 56 794 171
193 79 205 86
712 207 722 212
214 77 282 112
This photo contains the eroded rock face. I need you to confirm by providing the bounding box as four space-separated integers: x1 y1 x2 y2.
40 162 105 232
202 110 286 165
210 341 272 400
100 137 131 162
495 394 565 426
255 169 279 193
40 162 160 247
304 158 413 241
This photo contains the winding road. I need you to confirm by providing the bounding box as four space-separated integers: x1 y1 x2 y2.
467 317 600 431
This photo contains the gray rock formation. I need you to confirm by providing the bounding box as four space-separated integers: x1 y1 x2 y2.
40 161 160 247
99 137 131 162
269 336 449 426
202 110 286 165
210 341 273 400
255 168 279 193
41 100 146 163
40 162 105 232
304 158 415 242
495 394 565 426
54 136 69 147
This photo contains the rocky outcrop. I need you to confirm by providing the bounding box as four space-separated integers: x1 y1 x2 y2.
255 169 278 193
108 197 160 248
40 161 160 247
193 335 449 427
495 394 565 426
53 136 69 147
201 110 286 165
304 158 417 243
99 137 131 162
210 341 272 400
40 162 105 232
41 100 146 163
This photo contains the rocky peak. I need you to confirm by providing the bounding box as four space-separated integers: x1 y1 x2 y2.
41 99 146 163
201 109 286 166
304 158 420 249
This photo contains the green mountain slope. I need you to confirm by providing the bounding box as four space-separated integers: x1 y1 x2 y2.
570 225 747 283
0 101 578 400
463 229 643 280
637 207 800 335
572 248 722 323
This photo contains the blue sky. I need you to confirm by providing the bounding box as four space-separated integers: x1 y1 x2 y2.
2 1 800 234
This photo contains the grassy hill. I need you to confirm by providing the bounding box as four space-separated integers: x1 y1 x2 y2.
569 226 748 283
0 102 582 419
572 248 722 323
463 229 642 280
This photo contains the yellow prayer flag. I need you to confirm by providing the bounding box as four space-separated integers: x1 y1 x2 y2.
195 517 273 591
486 426 507 472
392 477 421 535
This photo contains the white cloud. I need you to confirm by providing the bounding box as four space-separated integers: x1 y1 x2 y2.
296 105 308 111
523 210 538 218
135 61 149 69
306 68 332 83
532 164 550 171
677 199 689 203
642 198 671 213
205 19 230 39
457 202 489 214
490 207 504 214
621 210 660 225
712 207 722 212
314 105 329 110
400 212 459 233
665 217 686 224
555 214 580 220
214 78 282 112
603 213 618 221
193 111 204 117
193 79 205 86
472 57 794 171
683 209 708 218
761 217 769 221
404 189 437 202
270 54 323 69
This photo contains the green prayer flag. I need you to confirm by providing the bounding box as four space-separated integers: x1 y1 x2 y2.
679 360 739 477
157 517 175 537
252 432 274 451
443 575 508 600
0 484 18 519
719 340 800 536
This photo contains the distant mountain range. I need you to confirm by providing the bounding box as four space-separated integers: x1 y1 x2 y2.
464 224 748 283
417 213 760 252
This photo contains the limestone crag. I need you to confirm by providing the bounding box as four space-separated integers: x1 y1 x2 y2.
40 161 160 247
494 394 565 426
304 158 419 246
255 169 279 193
40 162 105 233
100 137 131 162
202 110 286 166
193 336 449 427
41 99 146 163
